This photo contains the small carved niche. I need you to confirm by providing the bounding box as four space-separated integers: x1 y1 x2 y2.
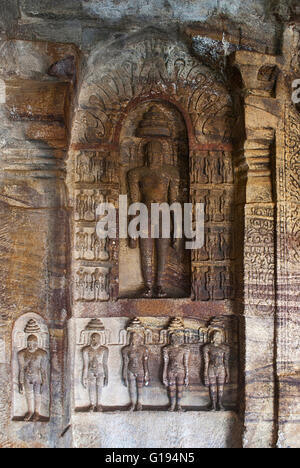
119 101 190 299
12 314 50 422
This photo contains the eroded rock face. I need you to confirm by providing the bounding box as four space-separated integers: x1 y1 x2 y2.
0 1 299 449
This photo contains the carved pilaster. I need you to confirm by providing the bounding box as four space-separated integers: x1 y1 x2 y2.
233 50 278 448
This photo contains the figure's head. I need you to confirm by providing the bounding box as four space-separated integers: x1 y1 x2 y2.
211 330 224 345
144 141 164 167
170 332 184 346
130 332 143 346
90 333 101 348
27 335 38 353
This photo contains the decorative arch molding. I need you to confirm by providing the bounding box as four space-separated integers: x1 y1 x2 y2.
71 30 234 150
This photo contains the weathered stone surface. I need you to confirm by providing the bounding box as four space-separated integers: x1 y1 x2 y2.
72 411 242 448
0 0 300 450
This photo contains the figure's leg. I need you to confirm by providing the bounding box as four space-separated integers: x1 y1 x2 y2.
176 375 185 412
217 375 226 411
136 375 144 411
155 238 169 297
139 238 154 297
168 374 176 411
88 376 97 412
208 385 218 411
30 383 43 421
24 381 35 421
128 375 136 411
96 376 104 411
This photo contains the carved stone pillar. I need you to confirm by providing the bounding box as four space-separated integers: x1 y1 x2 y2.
275 26 300 448
233 51 279 448
0 43 76 445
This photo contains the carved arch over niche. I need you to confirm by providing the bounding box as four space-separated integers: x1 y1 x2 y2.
69 30 237 304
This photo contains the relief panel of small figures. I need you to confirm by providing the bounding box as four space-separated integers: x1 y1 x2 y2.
74 316 237 413
191 266 235 301
192 228 234 262
76 151 119 186
190 148 235 303
75 189 116 223
75 227 110 262
190 151 234 185
75 267 110 302
191 188 234 223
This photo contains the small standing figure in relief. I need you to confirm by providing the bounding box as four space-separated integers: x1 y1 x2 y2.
76 229 89 260
82 332 109 412
91 230 109 261
91 268 109 301
122 320 150 411
203 330 230 411
17 334 48 421
163 319 190 412
76 268 88 301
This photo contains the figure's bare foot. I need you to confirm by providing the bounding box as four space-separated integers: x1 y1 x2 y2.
135 403 143 411
24 412 34 421
176 405 185 412
219 404 226 411
96 405 103 412
88 405 96 413
155 286 167 298
141 287 153 298
168 405 176 412
206 403 217 412
32 412 41 422
129 403 135 412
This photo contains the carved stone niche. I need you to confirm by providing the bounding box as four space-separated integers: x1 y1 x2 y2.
119 102 190 299
74 316 238 412
12 314 50 422
71 31 237 306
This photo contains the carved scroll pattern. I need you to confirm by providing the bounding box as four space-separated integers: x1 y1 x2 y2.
277 104 300 372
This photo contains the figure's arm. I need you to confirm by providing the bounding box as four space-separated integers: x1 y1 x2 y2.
169 170 180 205
122 348 129 387
224 346 230 384
127 170 140 248
143 348 150 386
169 170 181 248
103 348 109 386
183 348 190 387
203 346 210 386
162 348 169 387
17 352 25 394
82 348 89 389
40 352 48 390
128 170 140 204
90 233 95 250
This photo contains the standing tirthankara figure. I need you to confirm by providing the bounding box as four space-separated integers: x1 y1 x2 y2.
17 333 48 422
122 319 150 411
162 319 190 412
203 330 230 411
82 333 109 412
127 106 180 298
